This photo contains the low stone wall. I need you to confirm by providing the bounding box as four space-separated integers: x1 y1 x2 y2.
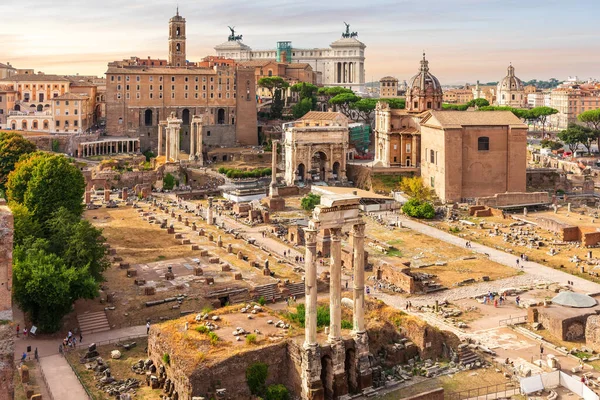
586 315 600 353
278 186 300 197
533 307 596 341
0 324 14 399
583 231 600 247
377 263 415 293
476 192 550 207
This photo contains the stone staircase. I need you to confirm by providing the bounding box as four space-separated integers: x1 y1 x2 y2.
77 311 110 335
286 282 306 298
253 283 280 301
458 344 480 367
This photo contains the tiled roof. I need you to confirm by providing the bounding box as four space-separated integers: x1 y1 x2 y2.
0 74 69 82
380 76 398 81
53 93 89 100
286 63 311 69
237 60 278 67
428 110 525 127
299 111 346 121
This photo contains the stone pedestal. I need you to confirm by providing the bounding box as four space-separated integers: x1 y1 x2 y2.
104 189 110 202
122 188 128 201
85 190 91 204
266 196 286 212
353 331 373 391
329 339 348 398
301 344 324 400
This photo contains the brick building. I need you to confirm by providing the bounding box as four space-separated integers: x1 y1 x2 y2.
104 10 258 152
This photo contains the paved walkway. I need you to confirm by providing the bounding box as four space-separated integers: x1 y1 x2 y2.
375 212 600 295
16 325 147 400
39 355 89 399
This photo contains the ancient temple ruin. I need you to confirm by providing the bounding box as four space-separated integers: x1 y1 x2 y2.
301 194 373 399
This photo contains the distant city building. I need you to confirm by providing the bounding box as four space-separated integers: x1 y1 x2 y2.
215 24 366 93
496 64 526 107
379 76 399 98
527 91 551 108
472 80 496 105
550 82 600 130
0 85 17 129
0 62 16 79
443 85 474 104
104 9 258 152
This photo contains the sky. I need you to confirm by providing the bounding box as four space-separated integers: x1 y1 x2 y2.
1 0 599 85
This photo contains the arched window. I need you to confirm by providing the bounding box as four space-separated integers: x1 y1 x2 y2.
478 137 490 151
144 109 153 126
182 109 190 125
176 27 181 37
217 108 225 124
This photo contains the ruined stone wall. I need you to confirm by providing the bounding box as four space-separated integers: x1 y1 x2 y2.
397 316 460 361
536 308 595 341
188 342 294 399
535 218 580 242
526 168 568 191
0 324 14 400
585 315 600 353
341 247 369 271
377 264 415 293
475 191 550 207
0 202 13 318
583 231 600 247
277 186 300 197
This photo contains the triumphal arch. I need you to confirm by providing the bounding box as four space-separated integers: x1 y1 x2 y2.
301 194 372 400
283 112 349 185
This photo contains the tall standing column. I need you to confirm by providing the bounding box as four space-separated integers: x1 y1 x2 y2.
328 227 343 342
412 135 417 167
190 122 195 157
165 128 170 161
303 227 318 346
352 222 366 333
207 197 214 225
269 140 279 197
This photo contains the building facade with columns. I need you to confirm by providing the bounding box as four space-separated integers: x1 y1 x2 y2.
105 10 258 154
215 24 366 93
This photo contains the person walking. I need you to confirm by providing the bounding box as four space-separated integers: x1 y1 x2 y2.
146 321 151 335
16 324 19 338
79 331 83 343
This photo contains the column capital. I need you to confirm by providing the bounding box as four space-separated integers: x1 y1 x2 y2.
351 222 365 237
303 227 318 244
330 227 343 241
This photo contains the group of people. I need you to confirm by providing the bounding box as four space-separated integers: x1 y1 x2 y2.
482 291 513 307
15 324 30 338
61 330 83 353
465 241 473 248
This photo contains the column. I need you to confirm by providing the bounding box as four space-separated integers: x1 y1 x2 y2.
352 223 366 333
328 227 342 342
399 134 404 166
165 129 171 161
158 126 163 157
303 227 318 346
189 122 195 157
269 140 279 197
412 135 417 167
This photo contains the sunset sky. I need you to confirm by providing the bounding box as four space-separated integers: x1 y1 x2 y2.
2 0 598 84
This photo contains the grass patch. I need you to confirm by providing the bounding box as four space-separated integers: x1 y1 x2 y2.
286 304 352 329
387 247 403 257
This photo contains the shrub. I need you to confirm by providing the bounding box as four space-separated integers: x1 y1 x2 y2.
163 173 175 190
402 199 435 219
143 150 155 161
195 326 209 334
162 353 170 365
265 384 290 400
208 331 219 345
258 296 266 306
287 304 332 328
246 362 268 395
301 193 321 211
246 333 257 345
341 320 353 329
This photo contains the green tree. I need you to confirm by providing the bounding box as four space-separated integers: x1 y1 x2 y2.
317 87 354 104
557 124 589 153
10 203 42 247
578 109 600 146
258 76 289 98
246 362 269 396
0 132 36 191
329 92 360 118
271 88 284 119
380 98 406 109
292 97 313 119
466 98 490 108
265 384 290 400
163 173 175 190
12 243 98 332
529 107 558 136
7 153 85 223
540 140 563 151
301 193 321 211
46 208 109 281
352 98 378 124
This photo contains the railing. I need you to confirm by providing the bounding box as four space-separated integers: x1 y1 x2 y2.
62 350 94 400
498 315 527 326
35 358 55 400
445 382 520 400
8 110 52 116
73 333 147 350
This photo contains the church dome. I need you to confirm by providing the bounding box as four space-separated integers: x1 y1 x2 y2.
408 54 442 93
498 64 523 92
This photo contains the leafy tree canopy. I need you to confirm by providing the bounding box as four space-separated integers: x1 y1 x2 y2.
379 98 406 109
301 193 321 212
258 76 289 96
0 132 36 192
557 123 594 153
292 97 313 119
398 177 432 201
402 199 435 219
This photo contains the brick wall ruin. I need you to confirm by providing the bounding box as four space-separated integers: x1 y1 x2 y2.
0 201 13 318
475 191 550 207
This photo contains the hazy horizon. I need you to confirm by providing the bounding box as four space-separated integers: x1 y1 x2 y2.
2 0 598 85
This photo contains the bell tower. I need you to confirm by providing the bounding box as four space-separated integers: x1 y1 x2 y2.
168 7 186 67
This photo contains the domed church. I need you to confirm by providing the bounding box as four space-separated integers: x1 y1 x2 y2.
496 64 526 107
405 53 443 112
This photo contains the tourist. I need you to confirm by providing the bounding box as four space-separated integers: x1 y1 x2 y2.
540 344 544 355
494 299 498 307
34 348 38 361
68 330 73 341
79 331 83 343
345 281 348 289
16 324 19 337
146 321 151 334
516 296 521 306
516 259 520 267
21 352 26 363
23 327 27 337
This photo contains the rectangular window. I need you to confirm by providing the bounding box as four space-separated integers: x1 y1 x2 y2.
136 93 140 99
117 93 121 99
171 93 175 99
430 176 435 188
56 120 60 127
126 76 130 81
171 76 175 82
136 85 140 91
195 76 199 82
126 85 130 91
136 76 140 82
149 76 153 82
393 144 397 150
126 93 130 99
159 93 163 99
74 120 78 127
406 143 411 153
430 150 435 163
74 109 78 115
